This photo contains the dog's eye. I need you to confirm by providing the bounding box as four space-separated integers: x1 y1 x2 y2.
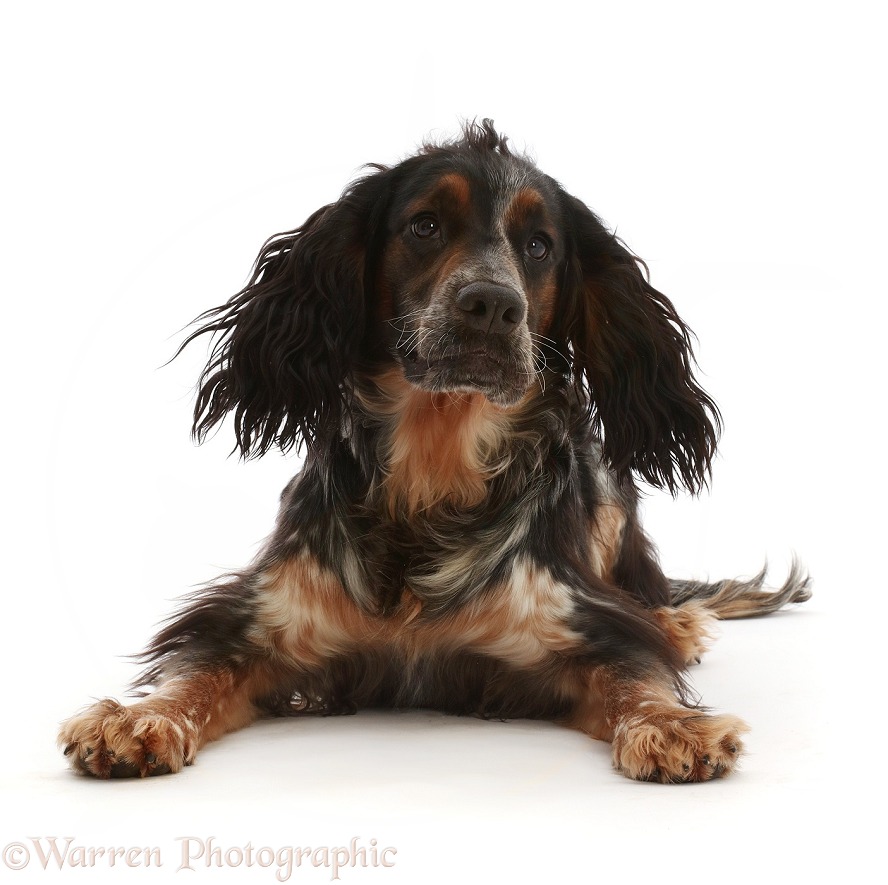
411 214 440 239
526 235 550 261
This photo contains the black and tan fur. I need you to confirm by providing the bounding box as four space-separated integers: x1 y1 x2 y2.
60 121 810 783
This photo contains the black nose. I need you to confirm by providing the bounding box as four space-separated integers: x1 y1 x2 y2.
455 283 525 335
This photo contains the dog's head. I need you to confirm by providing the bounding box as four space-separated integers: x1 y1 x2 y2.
376 128 565 409
185 120 719 493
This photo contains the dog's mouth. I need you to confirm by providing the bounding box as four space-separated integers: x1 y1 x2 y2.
400 347 506 371
395 339 532 405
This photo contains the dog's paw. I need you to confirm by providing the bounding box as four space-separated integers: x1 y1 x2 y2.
59 699 197 778
654 601 716 666
612 708 749 783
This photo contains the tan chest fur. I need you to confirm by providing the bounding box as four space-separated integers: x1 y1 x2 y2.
252 553 584 671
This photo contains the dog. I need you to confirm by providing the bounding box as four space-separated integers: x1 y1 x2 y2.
60 120 810 783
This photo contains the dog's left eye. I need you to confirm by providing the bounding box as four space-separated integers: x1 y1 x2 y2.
526 235 550 261
411 214 440 239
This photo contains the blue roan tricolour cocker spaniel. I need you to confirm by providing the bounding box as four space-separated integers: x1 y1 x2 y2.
61 120 810 783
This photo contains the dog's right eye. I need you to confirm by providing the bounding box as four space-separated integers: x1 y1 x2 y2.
411 214 440 239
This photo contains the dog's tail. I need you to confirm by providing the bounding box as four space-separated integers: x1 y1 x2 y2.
669 559 812 619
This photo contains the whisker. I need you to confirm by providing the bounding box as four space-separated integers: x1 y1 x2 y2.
388 307 426 325
388 308 428 337
530 333 566 361
396 328 418 350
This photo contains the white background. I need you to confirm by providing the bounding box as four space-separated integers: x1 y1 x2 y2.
1 1 884 882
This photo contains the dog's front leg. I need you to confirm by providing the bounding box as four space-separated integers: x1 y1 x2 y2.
58 550 349 778
59 663 279 778
568 664 749 783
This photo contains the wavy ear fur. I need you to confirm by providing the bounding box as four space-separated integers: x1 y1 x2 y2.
558 193 721 495
180 168 393 457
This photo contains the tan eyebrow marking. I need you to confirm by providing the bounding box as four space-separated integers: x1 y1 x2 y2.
503 187 548 230
403 173 472 219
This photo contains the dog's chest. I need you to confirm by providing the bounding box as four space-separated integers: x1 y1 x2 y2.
358 504 534 613
255 549 584 672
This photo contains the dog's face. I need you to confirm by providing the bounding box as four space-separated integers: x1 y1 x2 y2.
379 158 565 406
187 121 720 494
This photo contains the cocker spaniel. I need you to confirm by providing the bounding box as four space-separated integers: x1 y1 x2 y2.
60 120 810 783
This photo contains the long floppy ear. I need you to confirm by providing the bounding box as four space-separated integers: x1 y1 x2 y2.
179 167 393 458
557 193 721 494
